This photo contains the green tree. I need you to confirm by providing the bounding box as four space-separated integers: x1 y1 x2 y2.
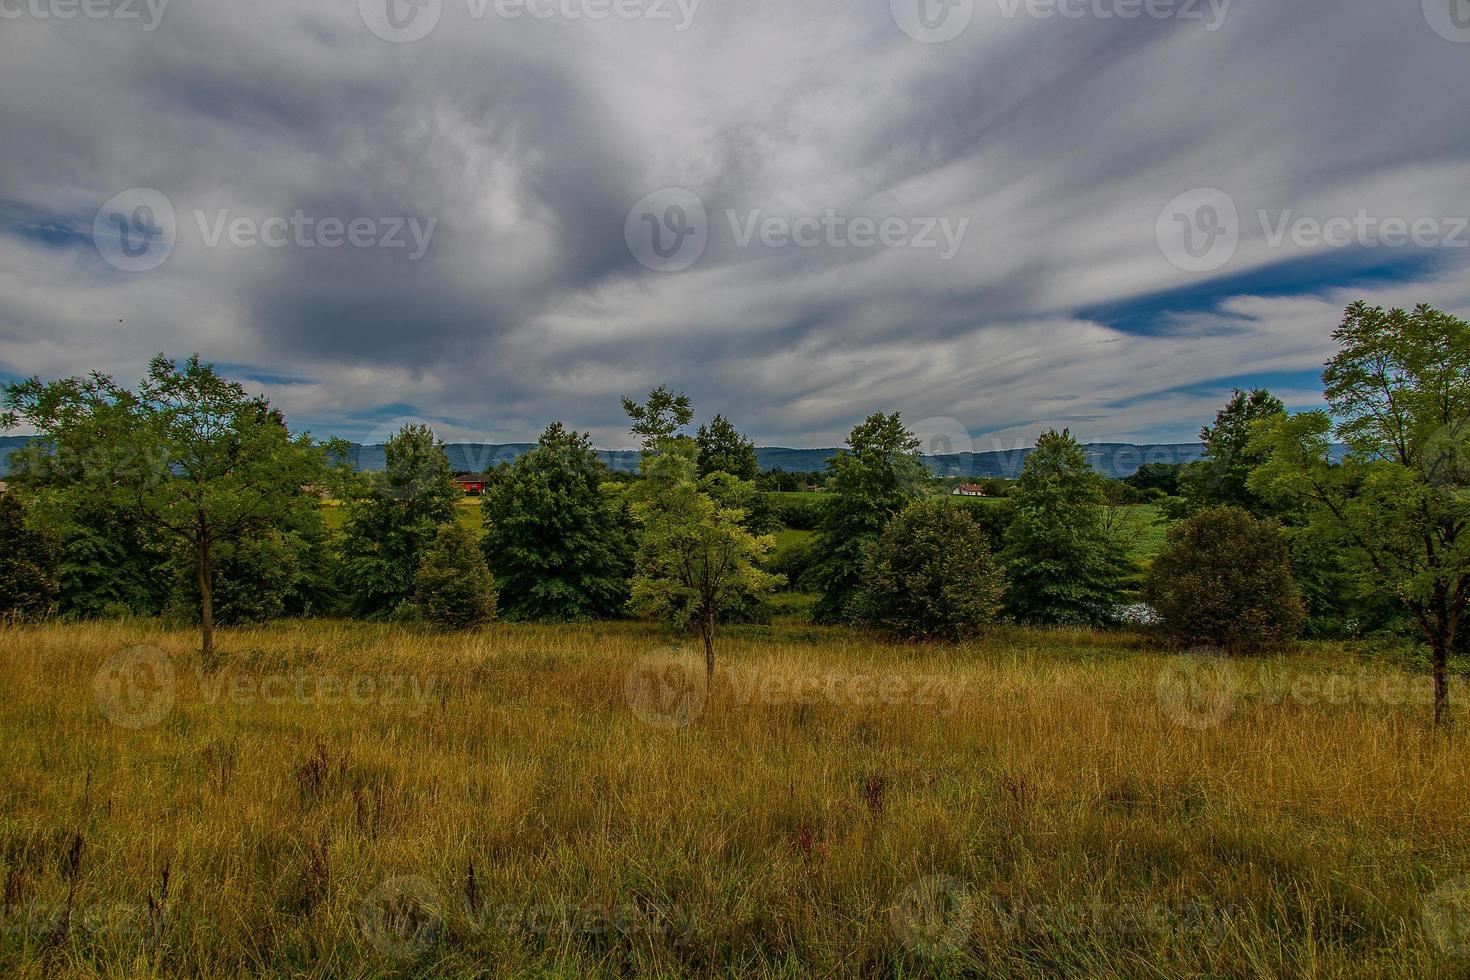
4 355 329 658
1001 429 1128 625
857 499 1004 641
338 424 460 619
621 385 693 451
415 522 498 630
1145 505 1305 652
0 492 60 621
480 422 633 621
628 437 780 690
1251 303 1470 725
811 412 928 623
1177 389 1285 514
696 414 758 481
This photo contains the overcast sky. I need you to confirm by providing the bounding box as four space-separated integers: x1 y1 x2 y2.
2 0 1468 452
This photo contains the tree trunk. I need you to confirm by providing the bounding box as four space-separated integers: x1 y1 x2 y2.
1432 634 1450 728
196 535 214 662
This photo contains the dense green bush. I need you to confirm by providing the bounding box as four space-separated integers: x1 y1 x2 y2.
0 493 60 621
1145 505 1305 652
856 500 1005 641
481 423 633 622
414 523 498 630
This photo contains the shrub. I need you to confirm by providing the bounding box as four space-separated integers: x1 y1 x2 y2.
414 523 498 630
1145 505 1305 652
0 493 60 621
856 500 1005 641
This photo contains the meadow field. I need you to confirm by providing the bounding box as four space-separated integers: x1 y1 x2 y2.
3 619 1469 977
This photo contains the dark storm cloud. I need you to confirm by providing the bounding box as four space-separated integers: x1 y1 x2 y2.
1 0 1467 448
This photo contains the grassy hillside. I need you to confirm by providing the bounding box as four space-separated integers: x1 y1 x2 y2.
1 620 1465 976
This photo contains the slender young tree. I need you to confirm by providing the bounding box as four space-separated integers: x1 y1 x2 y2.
628 438 780 690
1251 303 1470 725
3 355 329 658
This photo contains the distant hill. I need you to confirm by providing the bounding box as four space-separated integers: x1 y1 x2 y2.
0 435 1207 479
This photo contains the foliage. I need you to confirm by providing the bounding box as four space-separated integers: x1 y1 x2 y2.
168 498 334 626
414 522 498 630
767 492 827 531
1000 429 1129 625
3 355 330 655
810 413 928 623
621 385 693 452
1125 462 1184 498
1145 506 1305 652
1250 303 1470 723
856 500 1004 641
696 414 758 481
628 437 781 683
0 492 60 620
1176 389 1285 515
338 424 460 619
15 493 166 618
480 422 633 621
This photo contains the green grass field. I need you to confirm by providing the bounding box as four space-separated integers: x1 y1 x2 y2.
2 619 1468 977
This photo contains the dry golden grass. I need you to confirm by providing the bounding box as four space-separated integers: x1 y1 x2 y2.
1 619 1468 978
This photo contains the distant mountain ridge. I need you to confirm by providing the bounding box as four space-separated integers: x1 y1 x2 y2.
1 435 1206 479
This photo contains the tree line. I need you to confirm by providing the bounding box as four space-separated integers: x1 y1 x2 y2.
2 303 1467 722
